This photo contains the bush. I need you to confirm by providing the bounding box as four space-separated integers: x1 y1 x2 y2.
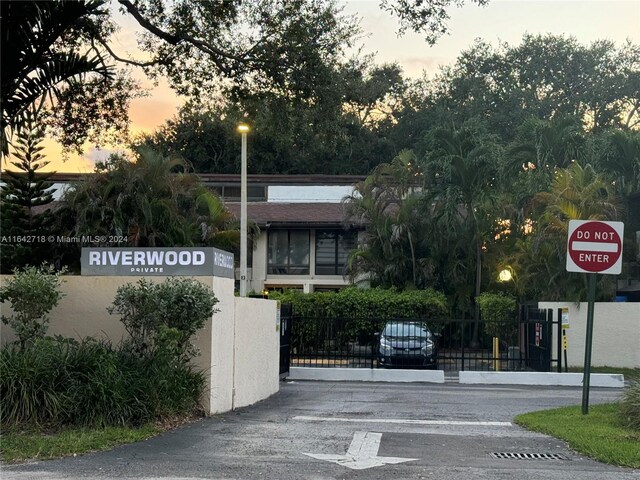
620 370 640 431
476 292 517 339
0 265 65 348
108 278 219 361
270 287 448 349
270 287 447 319
0 336 205 429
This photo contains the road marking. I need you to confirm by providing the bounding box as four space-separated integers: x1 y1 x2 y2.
294 415 512 427
303 431 418 470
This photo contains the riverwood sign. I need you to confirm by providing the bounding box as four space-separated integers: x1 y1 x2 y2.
81 247 234 278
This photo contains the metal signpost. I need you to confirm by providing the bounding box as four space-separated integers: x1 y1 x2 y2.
566 220 624 414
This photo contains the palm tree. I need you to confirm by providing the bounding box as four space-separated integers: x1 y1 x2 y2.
422 120 502 323
343 150 432 289
61 148 241 250
509 116 586 173
511 162 623 301
1 0 111 157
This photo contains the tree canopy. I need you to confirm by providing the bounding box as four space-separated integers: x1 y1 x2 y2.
2 0 487 159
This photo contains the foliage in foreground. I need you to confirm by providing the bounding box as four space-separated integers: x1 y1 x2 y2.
0 336 205 429
1 276 215 430
515 403 640 468
620 370 640 431
108 277 219 362
0 264 65 348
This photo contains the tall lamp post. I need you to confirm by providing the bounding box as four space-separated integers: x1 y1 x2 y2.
238 123 250 297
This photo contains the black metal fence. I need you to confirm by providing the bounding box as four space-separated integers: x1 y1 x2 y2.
289 309 559 372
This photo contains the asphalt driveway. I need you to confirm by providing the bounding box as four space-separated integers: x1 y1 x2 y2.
2 381 637 480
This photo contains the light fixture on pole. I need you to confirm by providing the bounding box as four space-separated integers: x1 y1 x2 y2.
238 123 250 297
498 268 513 282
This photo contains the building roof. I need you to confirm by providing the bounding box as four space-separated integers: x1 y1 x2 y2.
225 202 354 228
39 172 366 186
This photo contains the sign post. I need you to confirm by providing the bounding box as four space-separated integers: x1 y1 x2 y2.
566 220 623 415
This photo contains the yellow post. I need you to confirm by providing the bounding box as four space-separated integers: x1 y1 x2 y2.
493 337 501 371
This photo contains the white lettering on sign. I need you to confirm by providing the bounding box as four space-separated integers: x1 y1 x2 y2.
121 251 132 265
579 253 609 263
214 251 233 269
130 267 164 273
193 251 205 265
165 251 177 265
89 250 208 266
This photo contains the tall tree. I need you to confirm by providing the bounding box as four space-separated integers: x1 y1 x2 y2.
421 119 503 323
60 148 240 250
344 150 433 288
136 60 406 175
3 0 494 159
396 35 640 147
0 0 119 157
0 105 56 273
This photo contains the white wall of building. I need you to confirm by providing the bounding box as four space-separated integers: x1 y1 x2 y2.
268 185 353 203
539 302 640 368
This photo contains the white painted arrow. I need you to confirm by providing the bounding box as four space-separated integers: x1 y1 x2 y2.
303 431 418 470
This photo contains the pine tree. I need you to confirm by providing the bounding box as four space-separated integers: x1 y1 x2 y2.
0 106 56 273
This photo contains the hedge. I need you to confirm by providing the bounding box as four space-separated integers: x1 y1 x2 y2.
270 287 448 318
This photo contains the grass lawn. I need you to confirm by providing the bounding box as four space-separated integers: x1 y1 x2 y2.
568 366 639 378
515 403 640 469
1 424 164 464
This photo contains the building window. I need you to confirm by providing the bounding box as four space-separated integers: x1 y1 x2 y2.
315 230 357 275
268 230 310 275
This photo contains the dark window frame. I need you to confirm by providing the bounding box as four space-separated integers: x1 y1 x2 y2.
314 229 357 276
267 229 310 275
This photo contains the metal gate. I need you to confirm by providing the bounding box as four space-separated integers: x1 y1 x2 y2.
520 305 558 372
279 303 292 377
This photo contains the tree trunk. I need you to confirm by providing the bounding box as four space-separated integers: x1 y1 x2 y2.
470 238 482 349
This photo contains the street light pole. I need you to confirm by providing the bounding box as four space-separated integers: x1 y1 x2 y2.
238 124 250 297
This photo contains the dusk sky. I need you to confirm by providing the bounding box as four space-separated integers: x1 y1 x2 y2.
32 0 640 172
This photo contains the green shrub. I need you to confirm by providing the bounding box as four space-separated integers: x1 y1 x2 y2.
0 265 65 348
0 337 205 429
476 292 517 339
108 278 219 361
271 287 448 349
620 370 640 431
271 287 447 319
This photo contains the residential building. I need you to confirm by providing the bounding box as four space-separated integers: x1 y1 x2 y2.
219 174 366 293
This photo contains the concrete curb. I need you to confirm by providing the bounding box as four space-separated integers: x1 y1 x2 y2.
459 371 624 388
289 367 445 383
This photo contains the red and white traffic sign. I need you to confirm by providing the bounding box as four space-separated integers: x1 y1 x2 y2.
566 220 624 274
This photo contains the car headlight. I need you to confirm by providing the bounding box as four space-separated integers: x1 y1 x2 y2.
421 341 434 356
380 336 392 354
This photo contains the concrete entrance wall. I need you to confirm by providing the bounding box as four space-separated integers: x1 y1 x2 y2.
0 275 279 414
539 301 640 368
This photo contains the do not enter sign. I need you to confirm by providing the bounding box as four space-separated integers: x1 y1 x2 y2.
566 220 624 274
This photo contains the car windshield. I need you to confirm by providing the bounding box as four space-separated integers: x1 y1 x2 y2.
382 323 431 339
